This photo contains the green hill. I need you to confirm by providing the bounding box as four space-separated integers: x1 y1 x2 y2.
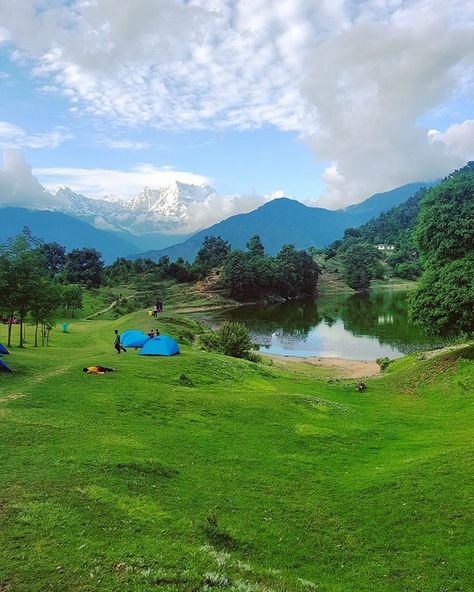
0 309 472 591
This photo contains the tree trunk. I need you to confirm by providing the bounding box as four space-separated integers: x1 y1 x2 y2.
7 315 12 348
19 314 24 348
34 322 39 347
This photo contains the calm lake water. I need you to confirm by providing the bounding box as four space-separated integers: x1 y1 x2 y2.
192 290 447 360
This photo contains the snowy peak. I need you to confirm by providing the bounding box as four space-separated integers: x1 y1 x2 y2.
53 182 216 234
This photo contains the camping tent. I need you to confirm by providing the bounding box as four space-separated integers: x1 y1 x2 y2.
120 330 141 344
0 359 12 372
139 336 180 356
0 343 9 355
121 331 149 348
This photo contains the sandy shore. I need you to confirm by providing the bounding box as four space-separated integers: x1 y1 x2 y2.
262 353 380 379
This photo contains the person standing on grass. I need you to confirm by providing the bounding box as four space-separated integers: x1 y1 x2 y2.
114 329 127 354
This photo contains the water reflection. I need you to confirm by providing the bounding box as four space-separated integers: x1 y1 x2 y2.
192 290 447 360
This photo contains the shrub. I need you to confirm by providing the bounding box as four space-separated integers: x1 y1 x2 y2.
217 322 255 359
376 357 392 371
195 322 257 361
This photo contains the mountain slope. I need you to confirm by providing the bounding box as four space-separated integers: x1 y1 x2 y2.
134 182 436 262
0 207 139 263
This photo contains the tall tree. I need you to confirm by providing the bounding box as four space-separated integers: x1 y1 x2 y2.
246 235 265 257
195 236 231 270
409 163 474 336
341 243 382 292
66 248 104 288
39 242 66 275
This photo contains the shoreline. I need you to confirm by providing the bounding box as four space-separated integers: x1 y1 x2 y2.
261 352 381 379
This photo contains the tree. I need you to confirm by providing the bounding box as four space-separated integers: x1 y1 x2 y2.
29 280 62 346
341 243 382 292
409 163 474 336
1 233 45 347
39 242 66 275
66 248 104 288
275 244 320 299
62 285 83 318
246 235 265 257
195 236 231 270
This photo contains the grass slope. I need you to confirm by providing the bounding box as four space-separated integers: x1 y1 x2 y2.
0 311 473 592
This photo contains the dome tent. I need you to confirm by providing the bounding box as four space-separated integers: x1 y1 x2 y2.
121 330 149 348
0 358 12 372
139 336 179 356
0 343 9 355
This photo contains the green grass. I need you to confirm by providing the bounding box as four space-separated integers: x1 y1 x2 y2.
0 311 473 591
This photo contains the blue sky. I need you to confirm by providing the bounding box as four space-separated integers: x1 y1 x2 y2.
0 0 473 224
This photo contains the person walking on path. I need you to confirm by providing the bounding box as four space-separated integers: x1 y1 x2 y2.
153 305 158 318
114 329 127 354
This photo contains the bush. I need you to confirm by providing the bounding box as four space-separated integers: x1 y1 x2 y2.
376 357 392 371
195 322 257 361
217 321 255 359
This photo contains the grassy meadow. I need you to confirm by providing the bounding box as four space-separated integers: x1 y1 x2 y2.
0 308 473 591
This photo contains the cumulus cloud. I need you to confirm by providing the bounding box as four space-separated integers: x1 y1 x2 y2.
303 2 474 206
1 1 474 205
0 121 72 149
35 163 211 200
184 190 276 233
0 149 58 208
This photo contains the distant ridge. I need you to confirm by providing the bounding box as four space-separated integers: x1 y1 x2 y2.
131 182 437 262
0 207 139 263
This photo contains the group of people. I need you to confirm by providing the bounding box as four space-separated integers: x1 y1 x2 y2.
1 316 19 325
150 299 163 318
87 312 163 375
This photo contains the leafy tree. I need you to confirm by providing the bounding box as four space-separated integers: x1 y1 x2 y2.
342 243 382 292
246 235 265 257
409 163 474 336
220 250 275 301
39 242 66 275
29 280 62 346
0 232 46 347
195 236 231 270
62 284 83 318
275 244 319 299
66 248 104 288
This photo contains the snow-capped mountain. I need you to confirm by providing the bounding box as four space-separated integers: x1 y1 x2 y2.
54 181 217 234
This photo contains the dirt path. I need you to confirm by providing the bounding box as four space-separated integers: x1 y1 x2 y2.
86 294 136 319
263 353 380 379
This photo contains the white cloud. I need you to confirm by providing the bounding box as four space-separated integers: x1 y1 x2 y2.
429 119 474 162
1 1 474 205
0 149 58 209
0 120 72 149
102 139 151 150
35 163 212 200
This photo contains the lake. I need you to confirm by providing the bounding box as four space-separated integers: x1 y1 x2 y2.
191 290 448 360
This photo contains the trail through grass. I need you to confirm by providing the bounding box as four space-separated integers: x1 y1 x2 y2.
0 310 473 591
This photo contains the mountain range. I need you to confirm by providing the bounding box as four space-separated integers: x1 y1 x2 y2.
54 181 215 234
0 179 437 264
132 181 436 262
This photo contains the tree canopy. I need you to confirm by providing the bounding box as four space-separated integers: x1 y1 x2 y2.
409 163 474 337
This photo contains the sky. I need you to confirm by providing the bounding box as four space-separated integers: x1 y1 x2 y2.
0 0 474 220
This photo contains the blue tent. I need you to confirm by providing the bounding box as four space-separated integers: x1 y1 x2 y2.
0 358 12 372
121 332 149 348
120 330 141 344
139 336 180 356
0 343 9 355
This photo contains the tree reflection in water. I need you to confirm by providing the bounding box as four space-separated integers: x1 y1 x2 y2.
193 290 448 359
